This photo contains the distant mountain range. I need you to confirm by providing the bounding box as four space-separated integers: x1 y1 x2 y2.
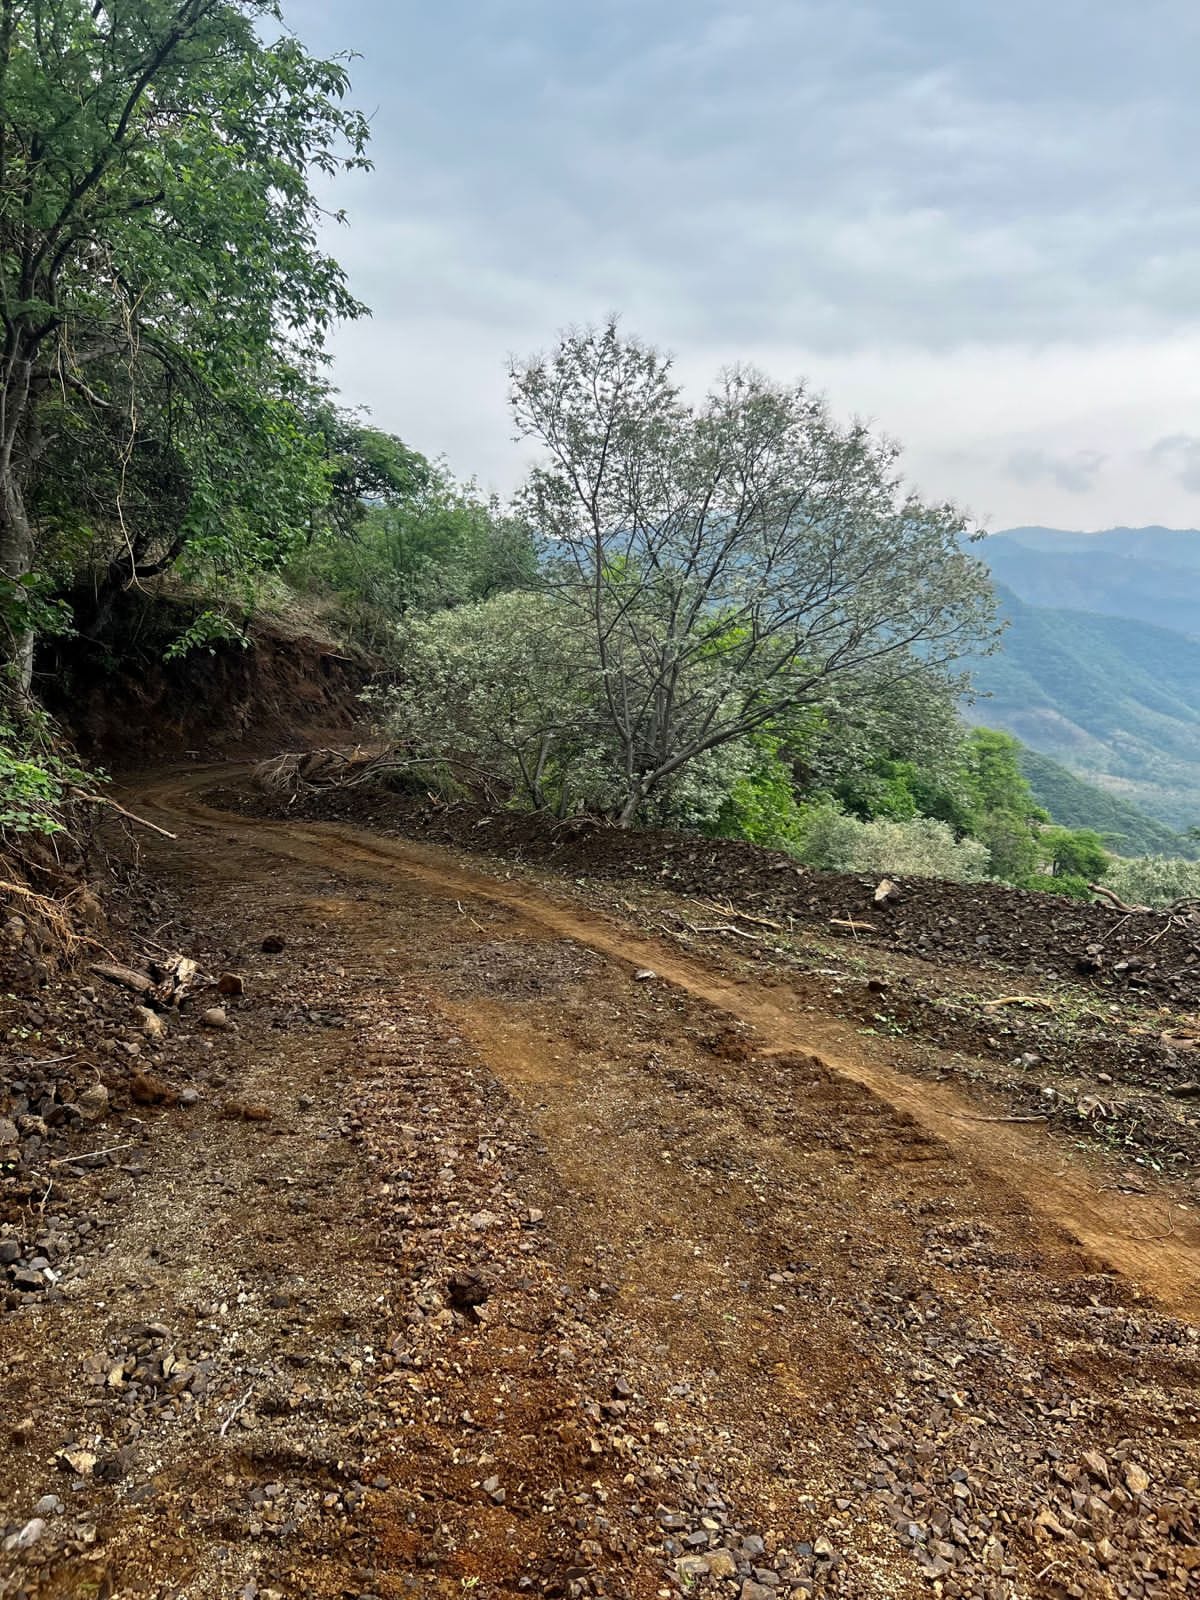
983 526 1200 638
968 526 1200 850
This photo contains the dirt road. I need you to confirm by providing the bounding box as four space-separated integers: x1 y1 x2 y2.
3 767 1199 1599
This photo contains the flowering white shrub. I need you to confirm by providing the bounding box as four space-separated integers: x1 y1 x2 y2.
1105 855 1200 908
369 592 749 827
795 802 989 882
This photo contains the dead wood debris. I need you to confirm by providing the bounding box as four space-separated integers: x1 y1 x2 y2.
251 747 407 799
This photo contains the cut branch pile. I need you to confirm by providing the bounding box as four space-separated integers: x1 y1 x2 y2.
250 747 402 799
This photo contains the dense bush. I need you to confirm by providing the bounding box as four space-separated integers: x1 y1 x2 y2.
793 806 990 881
1105 855 1200 908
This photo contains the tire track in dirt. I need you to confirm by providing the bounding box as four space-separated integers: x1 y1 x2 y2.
139 768 1200 1323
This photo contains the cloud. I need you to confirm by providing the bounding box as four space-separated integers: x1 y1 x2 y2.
1148 435 1200 493
1005 448 1106 495
280 0 1200 527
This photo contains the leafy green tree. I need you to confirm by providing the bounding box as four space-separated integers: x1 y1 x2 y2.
511 322 998 825
293 462 537 649
708 733 809 851
0 0 370 692
1040 826 1109 881
963 728 1046 823
370 592 601 814
976 808 1040 882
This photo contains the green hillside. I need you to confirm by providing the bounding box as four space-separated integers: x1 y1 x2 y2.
1017 747 1196 859
967 587 1200 832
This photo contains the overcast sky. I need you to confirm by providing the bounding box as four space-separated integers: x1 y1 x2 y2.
283 0 1200 532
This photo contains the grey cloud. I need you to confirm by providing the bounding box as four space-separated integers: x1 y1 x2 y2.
1149 435 1200 493
288 0 1200 354
1005 448 1106 495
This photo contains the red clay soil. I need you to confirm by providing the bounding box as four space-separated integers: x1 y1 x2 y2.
1 765 1198 1600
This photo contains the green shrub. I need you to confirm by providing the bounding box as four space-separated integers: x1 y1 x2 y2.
0 712 96 839
1105 855 1200 908
1020 872 1092 899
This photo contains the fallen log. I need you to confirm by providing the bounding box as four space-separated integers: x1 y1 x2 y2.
1089 883 1150 913
90 961 153 994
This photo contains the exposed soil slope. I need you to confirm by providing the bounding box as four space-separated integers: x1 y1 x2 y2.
2 767 1199 1600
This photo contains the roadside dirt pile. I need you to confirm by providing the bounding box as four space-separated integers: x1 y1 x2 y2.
218 779 1200 1011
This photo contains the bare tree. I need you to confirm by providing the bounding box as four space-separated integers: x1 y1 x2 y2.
510 321 999 825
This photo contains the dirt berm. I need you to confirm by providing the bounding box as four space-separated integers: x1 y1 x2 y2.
218 780 1200 1011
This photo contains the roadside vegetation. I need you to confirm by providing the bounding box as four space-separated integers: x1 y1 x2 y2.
0 3 1196 914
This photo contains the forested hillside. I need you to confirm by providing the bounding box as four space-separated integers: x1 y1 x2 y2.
968 585 1200 830
1018 747 1195 858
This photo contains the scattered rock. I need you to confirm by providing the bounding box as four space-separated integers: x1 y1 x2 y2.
446 1268 491 1313
1124 1462 1150 1496
217 972 245 996
3 1518 46 1553
221 1099 271 1122
634 969 657 981
137 1006 165 1039
79 1083 110 1119
200 1006 230 1030
261 935 286 953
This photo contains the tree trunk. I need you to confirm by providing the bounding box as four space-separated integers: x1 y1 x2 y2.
0 345 38 701
0 468 36 701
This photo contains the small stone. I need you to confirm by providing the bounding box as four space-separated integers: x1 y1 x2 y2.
0 1239 20 1264
137 1007 165 1039
32 1495 63 1517
0 1117 18 1145
633 969 657 982
79 1084 110 1118
706 1550 738 1579
3 1517 46 1553
11 1267 44 1292
200 1006 230 1030
178 1088 200 1108
740 1583 775 1600
261 935 286 954
217 973 245 996
11 1416 35 1445
1124 1462 1150 1496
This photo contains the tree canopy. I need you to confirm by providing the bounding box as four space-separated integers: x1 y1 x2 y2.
0 0 370 690
511 322 999 823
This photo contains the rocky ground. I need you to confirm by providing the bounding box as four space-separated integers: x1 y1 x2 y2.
2 765 1200 1599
